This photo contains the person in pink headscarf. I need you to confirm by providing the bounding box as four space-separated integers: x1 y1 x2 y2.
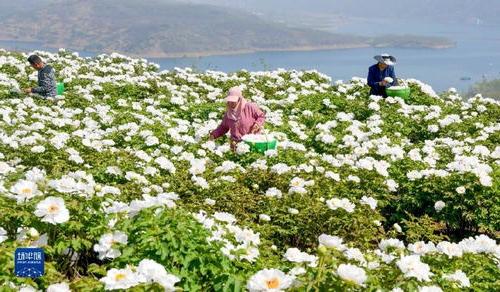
210 87 266 151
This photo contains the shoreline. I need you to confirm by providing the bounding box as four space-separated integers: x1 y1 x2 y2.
0 38 453 59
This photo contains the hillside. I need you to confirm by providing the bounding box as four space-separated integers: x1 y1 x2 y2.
0 0 453 57
469 79 500 99
182 0 500 26
0 0 367 57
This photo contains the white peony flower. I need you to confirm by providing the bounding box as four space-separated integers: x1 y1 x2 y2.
408 241 436 255
0 161 14 175
47 283 71 292
418 286 443 292
427 125 439 133
344 248 366 264
25 168 46 182
407 170 423 181
437 242 463 258
0 227 7 243
145 135 159 146
19 285 38 292
289 266 306 276
434 201 445 212
154 156 176 173
191 175 209 189
360 196 377 210
264 149 278 157
10 180 42 203
204 198 216 206
386 179 399 192
270 163 291 175
443 270 470 288
48 176 79 193
100 267 143 290
379 238 405 252
396 255 433 282
34 197 70 224
236 142 251 154
259 214 271 222
213 212 236 224
325 171 341 181
326 198 355 213
479 174 492 187
93 231 128 260
246 269 294 292
455 186 466 194
31 145 46 153
284 248 317 267
265 188 282 198
384 77 394 83
106 166 123 176
337 264 367 286
318 234 346 251
189 159 206 175
137 259 180 291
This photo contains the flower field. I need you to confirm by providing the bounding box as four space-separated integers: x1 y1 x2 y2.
0 48 498 291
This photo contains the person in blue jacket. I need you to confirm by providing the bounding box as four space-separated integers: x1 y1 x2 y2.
23 55 57 97
367 54 397 97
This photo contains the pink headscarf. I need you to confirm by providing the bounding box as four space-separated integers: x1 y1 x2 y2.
226 87 247 121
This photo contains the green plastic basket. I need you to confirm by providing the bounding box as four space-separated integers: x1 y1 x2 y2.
56 82 65 95
243 137 277 153
386 87 410 99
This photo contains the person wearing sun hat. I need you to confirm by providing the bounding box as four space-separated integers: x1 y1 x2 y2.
210 86 266 151
367 53 398 97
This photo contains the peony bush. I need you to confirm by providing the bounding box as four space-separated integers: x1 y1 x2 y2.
0 48 498 291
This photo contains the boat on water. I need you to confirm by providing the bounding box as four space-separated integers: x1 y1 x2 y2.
460 76 472 81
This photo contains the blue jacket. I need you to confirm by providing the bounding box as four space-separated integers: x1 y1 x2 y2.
32 65 57 97
367 64 397 97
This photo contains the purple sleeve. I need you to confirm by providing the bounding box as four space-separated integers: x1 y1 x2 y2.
211 116 229 139
251 104 266 126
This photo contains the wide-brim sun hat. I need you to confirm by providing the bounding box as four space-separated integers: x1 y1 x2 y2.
374 54 396 65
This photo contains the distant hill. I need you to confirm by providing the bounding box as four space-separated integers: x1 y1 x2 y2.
182 0 500 26
469 79 500 99
0 0 454 57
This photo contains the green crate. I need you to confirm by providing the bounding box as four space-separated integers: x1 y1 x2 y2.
386 86 411 99
243 139 277 153
56 82 65 95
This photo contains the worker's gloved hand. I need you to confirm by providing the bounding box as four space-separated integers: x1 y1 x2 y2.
380 80 388 87
230 140 237 152
23 88 32 94
250 124 261 134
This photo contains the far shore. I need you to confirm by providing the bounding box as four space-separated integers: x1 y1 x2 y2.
0 38 454 59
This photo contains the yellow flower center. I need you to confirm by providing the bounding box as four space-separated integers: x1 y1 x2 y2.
48 204 59 213
266 278 280 289
115 273 126 281
21 187 32 194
